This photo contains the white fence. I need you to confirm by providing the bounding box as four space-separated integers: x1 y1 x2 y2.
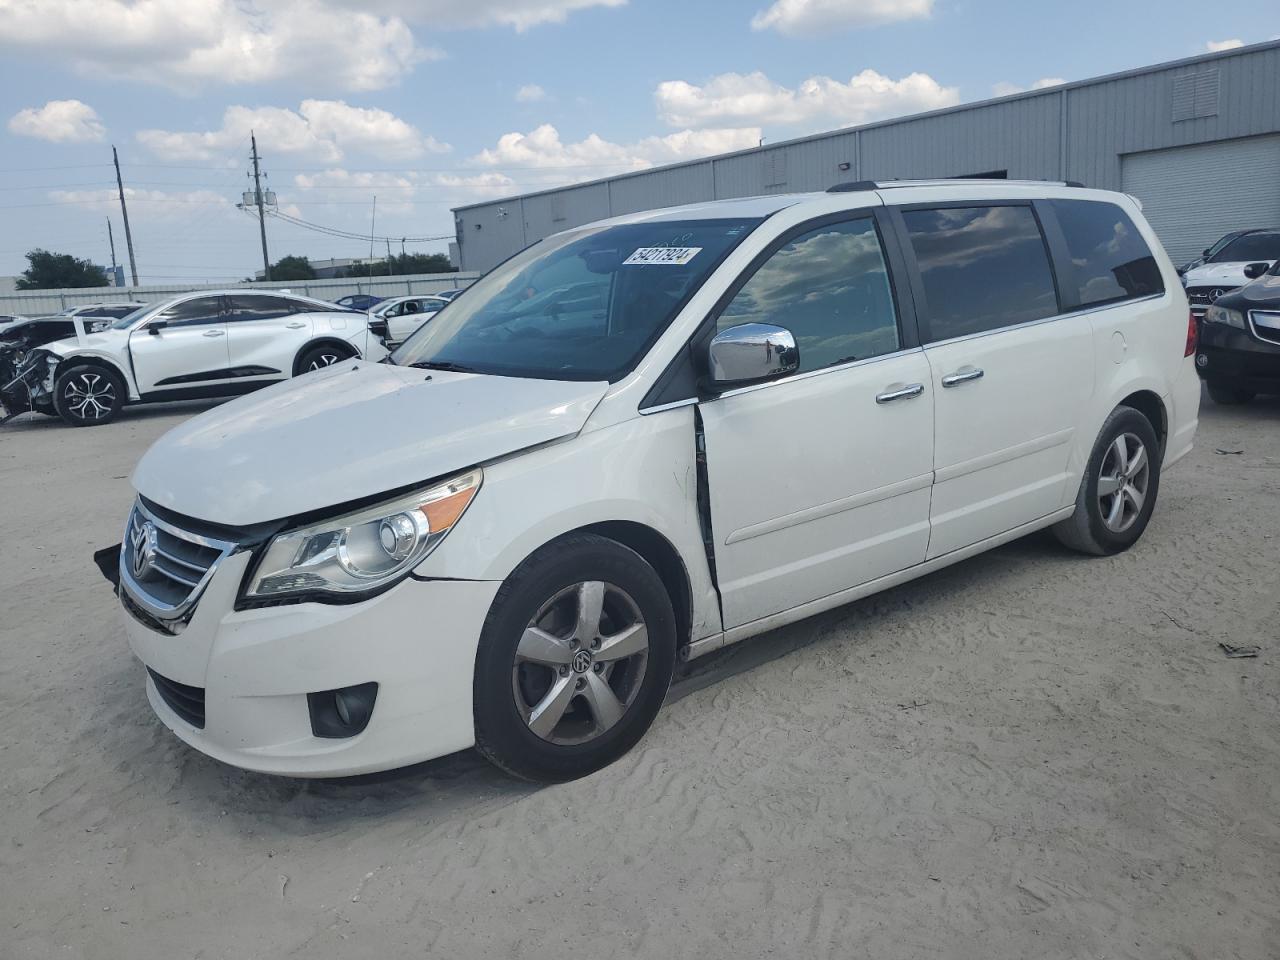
0 272 481 316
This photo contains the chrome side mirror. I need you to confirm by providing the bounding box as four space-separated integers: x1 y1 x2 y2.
707 322 799 388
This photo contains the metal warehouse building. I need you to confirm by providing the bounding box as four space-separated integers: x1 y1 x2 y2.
452 40 1280 272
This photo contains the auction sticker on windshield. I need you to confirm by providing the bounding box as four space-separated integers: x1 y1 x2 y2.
624 246 702 265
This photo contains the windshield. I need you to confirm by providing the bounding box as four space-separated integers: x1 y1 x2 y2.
392 217 761 381
1209 232 1280 263
110 302 159 329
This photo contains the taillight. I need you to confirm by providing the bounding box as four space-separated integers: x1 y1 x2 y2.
1185 310 1197 357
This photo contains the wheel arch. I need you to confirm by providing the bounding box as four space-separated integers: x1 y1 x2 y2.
1117 389 1167 455
292 338 359 376
53 352 135 398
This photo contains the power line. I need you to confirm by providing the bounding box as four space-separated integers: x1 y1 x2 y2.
256 207 451 243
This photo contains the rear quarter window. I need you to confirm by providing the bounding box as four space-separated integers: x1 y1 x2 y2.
1049 199 1164 307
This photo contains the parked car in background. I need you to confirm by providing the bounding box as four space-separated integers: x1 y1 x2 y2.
55 301 149 322
2 291 386 426
1196 259 1280 403
368 294 451 347
1177 229 1254 275
332 293 384 311
111 181 1198 782
1182 229 1280 318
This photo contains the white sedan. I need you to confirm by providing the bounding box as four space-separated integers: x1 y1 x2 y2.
370 295 451 347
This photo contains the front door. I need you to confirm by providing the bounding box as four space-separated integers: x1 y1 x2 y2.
699 213 935 629
128 295 230 394
894 202 1093 558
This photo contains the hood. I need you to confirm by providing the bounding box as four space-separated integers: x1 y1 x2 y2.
43 327 128 355
1183 261 1275 287
133 360 609 526
1226 270 1280 308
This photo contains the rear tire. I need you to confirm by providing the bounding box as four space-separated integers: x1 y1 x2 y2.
53 364 126 427
1206 383 1255 405
296 344 350 375
473 534 677 782
1053 405 1161 556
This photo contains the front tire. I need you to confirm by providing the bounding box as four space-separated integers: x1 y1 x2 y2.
1053 405 1161 556
1206 382 1255 405
473 534 677 782
53 364 125 426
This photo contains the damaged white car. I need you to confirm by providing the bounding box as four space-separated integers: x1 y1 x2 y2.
2 290 387 426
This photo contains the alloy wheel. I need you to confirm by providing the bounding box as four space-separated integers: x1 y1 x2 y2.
307 352 342 371
1097 432 1149 533
512 580 650 745
64 372 116 420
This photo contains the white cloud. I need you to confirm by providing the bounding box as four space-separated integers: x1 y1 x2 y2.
138 100 448 163
364 0 626 30
48 187 231 217
1206 38 1244 52
516 84 547 102
470 123 762 174
991 77 1066 97
751 0 932 34
8 99 105 143
0 0 439 92
655 69 958 131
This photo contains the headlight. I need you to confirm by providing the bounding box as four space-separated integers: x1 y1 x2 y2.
242 468 481 601
1204 306 1246 328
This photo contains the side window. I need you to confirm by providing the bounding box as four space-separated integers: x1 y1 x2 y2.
226 295 294 323
717 217 900 373
1049 199 1164 307
902 205 1058 342
156 297 225 328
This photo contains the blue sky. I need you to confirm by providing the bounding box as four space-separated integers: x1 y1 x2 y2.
0 0 1273 284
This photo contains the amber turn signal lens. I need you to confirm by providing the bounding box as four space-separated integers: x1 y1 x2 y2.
421 486 477 532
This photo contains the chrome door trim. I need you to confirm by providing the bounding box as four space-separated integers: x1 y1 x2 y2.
919 292 1166 351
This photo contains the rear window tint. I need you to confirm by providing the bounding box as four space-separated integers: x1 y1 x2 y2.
902 205 1059 341
1050 199 1164 307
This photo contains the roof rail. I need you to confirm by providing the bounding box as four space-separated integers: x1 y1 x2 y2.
827 177 1087 192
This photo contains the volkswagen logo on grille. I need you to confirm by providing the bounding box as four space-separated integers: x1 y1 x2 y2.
130 519 159 581
572 649 594 674
1208 288 1226 303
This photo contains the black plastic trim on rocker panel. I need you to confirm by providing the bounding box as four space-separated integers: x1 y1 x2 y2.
154 365 281 386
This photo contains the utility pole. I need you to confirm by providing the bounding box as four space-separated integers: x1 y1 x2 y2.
250 131 271 281
367 195 377 280
386 238 394 275
107 218 119 287
112 146 138 286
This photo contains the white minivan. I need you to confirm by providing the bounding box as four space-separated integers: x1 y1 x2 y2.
114 181 1200 781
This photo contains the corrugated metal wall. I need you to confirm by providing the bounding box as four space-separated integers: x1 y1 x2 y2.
454 42 1280 272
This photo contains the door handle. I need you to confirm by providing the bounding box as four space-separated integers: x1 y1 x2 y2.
285 321 306 329
875 383 925 404
941 367 984 387
202 329 225 338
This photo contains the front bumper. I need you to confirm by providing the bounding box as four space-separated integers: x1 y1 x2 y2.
123 550 500 777
1196 323 1280 393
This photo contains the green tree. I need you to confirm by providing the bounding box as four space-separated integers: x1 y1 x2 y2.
340 252 455 278
270 255 316 280
16 249 110 290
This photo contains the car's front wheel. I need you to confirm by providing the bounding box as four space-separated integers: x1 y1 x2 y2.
1053 405 1161 556
473 534 677 782
53 364 126 426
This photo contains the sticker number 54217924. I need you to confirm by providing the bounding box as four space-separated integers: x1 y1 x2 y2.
623 246 702 266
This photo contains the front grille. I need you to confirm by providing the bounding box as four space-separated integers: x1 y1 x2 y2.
147 668 206 728
120 500 236 627
1186 285 1238 313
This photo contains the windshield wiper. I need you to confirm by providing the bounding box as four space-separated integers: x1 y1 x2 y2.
406 360 483 374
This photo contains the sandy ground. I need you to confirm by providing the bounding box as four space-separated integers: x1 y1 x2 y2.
0 392 1277 960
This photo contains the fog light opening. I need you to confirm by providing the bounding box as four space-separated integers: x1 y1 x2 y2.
307 681 378 739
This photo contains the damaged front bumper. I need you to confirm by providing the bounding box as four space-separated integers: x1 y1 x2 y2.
0 349 58 421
